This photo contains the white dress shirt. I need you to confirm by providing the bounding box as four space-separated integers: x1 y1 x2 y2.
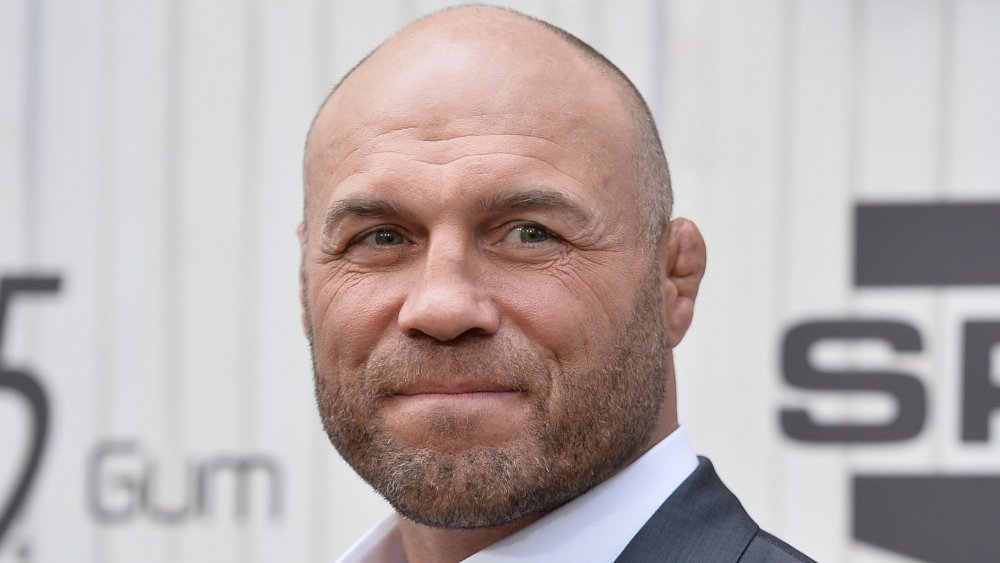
336 426 698 563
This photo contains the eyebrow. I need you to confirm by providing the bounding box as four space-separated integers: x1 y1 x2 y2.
322 188 593 240
475 188 592 224
322 198 413 241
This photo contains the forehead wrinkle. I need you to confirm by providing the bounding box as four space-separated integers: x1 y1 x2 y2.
322 132 595 194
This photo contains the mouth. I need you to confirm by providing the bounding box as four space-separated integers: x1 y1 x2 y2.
377 380 533 447
395 381 524 396
387 381 527 412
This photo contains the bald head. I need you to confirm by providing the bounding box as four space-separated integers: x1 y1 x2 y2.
304 5 671 244
301 7 709 543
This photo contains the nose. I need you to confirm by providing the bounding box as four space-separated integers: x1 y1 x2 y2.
397 239 500 341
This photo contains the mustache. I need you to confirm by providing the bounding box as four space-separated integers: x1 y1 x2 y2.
362 338 547 397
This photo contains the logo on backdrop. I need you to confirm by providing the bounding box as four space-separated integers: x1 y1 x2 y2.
780 202 1000 562
0 276 60 550
87 440 284 524
0 274 284 553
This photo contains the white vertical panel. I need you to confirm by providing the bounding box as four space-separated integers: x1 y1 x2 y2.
948 0 1000 194
855 0 943 197
662 0 713 495
591 0 658 108
662 0 726 479
27 0 104 560
99 0 172 561
775 2 857 559
667 0 786 515
781 0 855 309
845 2 947 562
251 0 353 561
660 0 715 219
171 0 250 560
0 1 37 559
0 0 27 266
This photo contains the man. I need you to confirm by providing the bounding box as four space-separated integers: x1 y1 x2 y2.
300 5 813 562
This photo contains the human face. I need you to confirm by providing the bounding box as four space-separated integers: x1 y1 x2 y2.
302 31 673 527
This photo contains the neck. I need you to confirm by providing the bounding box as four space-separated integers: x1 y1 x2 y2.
394 423 677 563
397 358 680 563
398 512 547 563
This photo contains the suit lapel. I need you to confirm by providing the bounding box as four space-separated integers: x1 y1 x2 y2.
615 457 759 562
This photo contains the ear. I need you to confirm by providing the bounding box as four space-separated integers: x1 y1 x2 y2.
658 218 706 348
297 222 312 340
297 221 307 249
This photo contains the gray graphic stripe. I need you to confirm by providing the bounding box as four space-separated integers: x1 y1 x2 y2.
855 202 1000 286
854 474 1000 562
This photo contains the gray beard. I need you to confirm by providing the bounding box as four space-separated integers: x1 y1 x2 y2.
311 272 669 529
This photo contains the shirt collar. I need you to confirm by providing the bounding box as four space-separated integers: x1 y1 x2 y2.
335 511 406 563
336 426 698 563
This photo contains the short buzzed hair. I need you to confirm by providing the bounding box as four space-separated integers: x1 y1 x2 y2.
305 5 673 244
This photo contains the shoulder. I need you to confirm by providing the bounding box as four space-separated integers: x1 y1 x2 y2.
615 457 815 562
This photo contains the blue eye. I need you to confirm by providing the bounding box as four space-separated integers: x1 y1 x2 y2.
514 225 551 243
367 228 405 246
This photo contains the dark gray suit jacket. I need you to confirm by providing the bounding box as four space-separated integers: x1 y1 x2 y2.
615 458 815 562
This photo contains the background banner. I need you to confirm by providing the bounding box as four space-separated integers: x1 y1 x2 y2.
2 1 998 561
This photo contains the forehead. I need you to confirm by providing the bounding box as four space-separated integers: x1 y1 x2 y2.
304 17 637 215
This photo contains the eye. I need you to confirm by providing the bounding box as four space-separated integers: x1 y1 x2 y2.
361 227 406 246
508 224 553 244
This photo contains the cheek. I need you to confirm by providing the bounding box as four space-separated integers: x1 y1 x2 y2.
308 268 405 372
492 268 630 369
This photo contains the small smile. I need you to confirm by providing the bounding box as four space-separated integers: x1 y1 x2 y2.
395 381 523 396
